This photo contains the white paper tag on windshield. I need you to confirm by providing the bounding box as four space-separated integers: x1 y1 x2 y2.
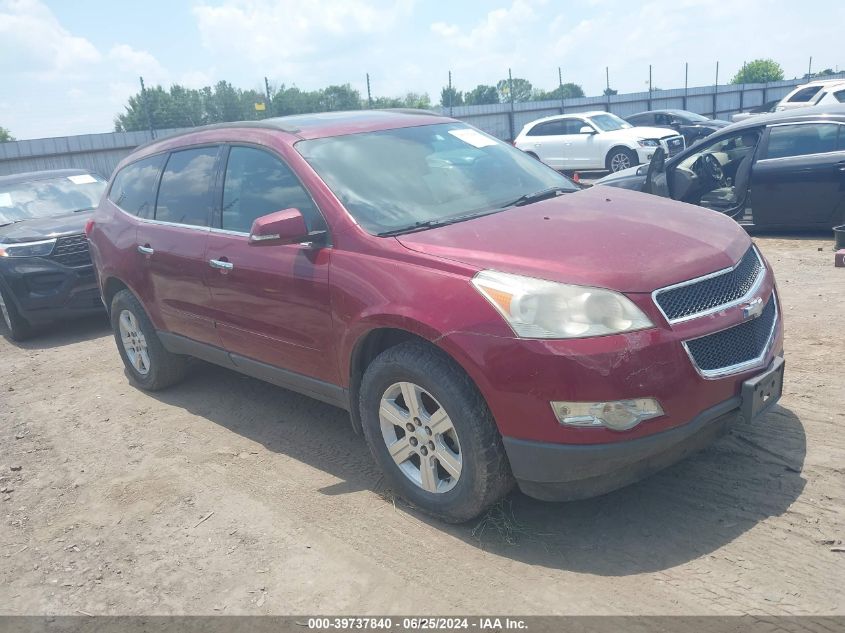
68 174 97 184
0 192 12 207
448 129 497 148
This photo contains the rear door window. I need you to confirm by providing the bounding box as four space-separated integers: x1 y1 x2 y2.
221 146 324 233
526 120 565 136
155 147 219 227
765 123 842 159
834 90 845 103
108 154 166 218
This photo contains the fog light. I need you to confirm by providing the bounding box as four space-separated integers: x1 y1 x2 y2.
551 398 664 431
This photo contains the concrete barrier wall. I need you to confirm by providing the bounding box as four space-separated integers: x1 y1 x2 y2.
2 74 843 178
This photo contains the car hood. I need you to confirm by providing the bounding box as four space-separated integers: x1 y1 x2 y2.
593 164 645 184
396 186 749 293
610 126 680 140
0 211 91 244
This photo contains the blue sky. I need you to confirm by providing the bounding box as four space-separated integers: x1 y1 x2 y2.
1 0 843 140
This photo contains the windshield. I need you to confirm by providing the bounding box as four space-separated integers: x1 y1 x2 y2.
587 113 632 132
0 174 106 225
679 111 709 122
296 122 577 235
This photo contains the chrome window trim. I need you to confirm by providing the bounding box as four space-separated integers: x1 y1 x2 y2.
652 245 766 325
682 291 778 380
114 205 212 232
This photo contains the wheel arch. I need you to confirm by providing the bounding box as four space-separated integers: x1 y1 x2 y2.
345 321 483 435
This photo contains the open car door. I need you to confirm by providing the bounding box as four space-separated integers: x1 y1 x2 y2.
643 147 670 198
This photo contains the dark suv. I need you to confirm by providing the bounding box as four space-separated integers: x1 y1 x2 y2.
88 111 784 522
0 169 106 340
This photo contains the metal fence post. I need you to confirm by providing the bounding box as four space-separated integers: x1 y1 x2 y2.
139 76 156 140
683 62 688 110
558 67 564 114
507 68 515 141
713 61 719 118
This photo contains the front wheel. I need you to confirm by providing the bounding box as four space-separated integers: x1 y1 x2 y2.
359 341 513 523
0 285 32 341
606 147 638 172
110 289 187 391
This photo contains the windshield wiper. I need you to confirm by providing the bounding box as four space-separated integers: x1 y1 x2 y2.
501 186 571 209
377 209 502 237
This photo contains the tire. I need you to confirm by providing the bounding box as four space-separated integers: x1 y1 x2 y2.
359 341 513 523
110 289 187 391
606 147 638 173
0 285 33 341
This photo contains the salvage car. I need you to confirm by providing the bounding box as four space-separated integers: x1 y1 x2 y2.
0 169 106 340
595 106 845 229
626 109 729 145
513 111 685 172
775 79 845 112
88 111 784 522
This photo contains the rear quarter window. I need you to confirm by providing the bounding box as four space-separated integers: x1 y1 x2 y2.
108 154 167 218
787 86 822 103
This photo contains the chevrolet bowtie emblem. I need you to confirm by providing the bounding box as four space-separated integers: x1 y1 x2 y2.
741 297 764 320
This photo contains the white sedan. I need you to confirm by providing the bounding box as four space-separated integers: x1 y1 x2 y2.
514 111 685 172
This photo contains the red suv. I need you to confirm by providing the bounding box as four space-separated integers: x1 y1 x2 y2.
88 111 784 523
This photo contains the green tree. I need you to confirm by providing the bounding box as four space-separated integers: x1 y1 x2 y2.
400 92 431 109
535 83 585 100
0 126 13 142
440 86 463 107
731 59 784 84
321 84 363 111
464 84 499 105
496 77 533 102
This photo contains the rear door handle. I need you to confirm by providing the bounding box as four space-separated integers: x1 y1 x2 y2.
209 258 234 271
836 161 845 172
137 245 154 255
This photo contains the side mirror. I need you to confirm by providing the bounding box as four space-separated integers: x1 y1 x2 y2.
249 208 310 246
579 126 595 135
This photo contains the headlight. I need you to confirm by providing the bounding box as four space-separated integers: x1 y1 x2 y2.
637 139 660 147
551 398 664 431
472 270 653 339
0 239 57 258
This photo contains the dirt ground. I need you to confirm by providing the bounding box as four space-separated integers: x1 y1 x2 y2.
1 234 843 616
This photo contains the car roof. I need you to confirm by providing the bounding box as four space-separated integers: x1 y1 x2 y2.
0 168 94 186
629 109 701 117
794 78 845 88
134 109 448 154
721 103 845 132
523 111 612 127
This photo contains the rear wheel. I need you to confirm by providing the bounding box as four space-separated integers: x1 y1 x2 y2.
110 289 187 390
359 341 513 523
0 286 33 341
606 147 638 172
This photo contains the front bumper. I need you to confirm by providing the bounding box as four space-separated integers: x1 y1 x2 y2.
505 355 783 501
505 396 743 501
0 257 103 324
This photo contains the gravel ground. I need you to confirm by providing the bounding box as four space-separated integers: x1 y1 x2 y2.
1 234 843 615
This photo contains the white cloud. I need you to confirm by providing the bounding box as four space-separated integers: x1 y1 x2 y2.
193 0 416 74
0 0 100 76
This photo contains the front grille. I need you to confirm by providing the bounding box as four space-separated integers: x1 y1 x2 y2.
666 136 685 156
51 234 91 267
684 294 777 375
655 247 763 322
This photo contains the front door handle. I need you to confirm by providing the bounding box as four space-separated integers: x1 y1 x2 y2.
137 245 154 255
209 258 234 271
836 160 845 172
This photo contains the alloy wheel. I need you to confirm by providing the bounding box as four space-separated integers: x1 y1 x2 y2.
610 151 631 172
118 309 151 375
379 381 463 494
